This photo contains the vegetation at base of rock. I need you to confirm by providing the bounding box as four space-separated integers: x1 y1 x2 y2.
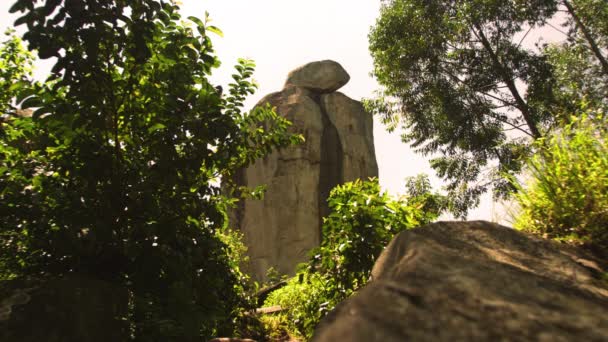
311 177 445 294
0 0 299 339
263 177 446 339
262 272 332 340
368 0 608 217
512 113 608 255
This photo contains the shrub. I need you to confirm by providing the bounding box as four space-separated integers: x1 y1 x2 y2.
263 177 446 339
1 1 299 339
311 177 443 295
262 273 335 340
513 113 608 255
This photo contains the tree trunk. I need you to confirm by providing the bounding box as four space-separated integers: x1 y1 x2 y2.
563 0 608 76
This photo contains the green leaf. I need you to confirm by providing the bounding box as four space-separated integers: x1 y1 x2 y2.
147 123 166 133
207 25 223 37
9 1 27 13
187 15 205 29
13 14 30 26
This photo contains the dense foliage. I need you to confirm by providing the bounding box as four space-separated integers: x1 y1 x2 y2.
264 177 446 339
542 0 608 120
310 177 445 294
0 29 34 114
545 43 608 119
0 0 298 339
263 272 332 340
513 113 608 255
368 0 608 217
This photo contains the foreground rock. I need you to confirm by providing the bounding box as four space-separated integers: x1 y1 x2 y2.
1 276 127 342
313 221 608 341
228 61 378 282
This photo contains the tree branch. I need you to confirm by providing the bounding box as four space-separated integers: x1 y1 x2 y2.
442 71 534 137
443 70 516 107
472 23 542 139
563 0 608 76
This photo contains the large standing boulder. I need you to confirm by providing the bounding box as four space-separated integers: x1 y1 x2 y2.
233 86 325 280
312 221 608 341
228 61 378 282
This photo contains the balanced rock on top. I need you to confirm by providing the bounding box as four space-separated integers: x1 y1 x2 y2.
284 60 350 93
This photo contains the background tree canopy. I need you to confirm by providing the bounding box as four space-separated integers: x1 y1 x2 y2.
368 0 608 218
1 0 299 339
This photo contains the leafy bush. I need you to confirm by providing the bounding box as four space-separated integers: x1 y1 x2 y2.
513 113 608 255
311 177 444 295
1 1 299 339
263 177 445 339
262 273 335 340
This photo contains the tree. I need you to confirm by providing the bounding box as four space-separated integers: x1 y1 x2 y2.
1 0 298 339
367 0 606 217
546 0 608 119
561 0 608 75
542 42 608 121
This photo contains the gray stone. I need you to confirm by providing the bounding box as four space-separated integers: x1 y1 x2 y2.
320 92 377 182
312 221 608 341
284 60 350 93
233 86 324 280
227 62 377 282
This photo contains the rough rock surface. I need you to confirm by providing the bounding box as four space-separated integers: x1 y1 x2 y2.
320 92 377 182
284 60 350 93
0 276 128 342
313 221 608 342
229 61 377 282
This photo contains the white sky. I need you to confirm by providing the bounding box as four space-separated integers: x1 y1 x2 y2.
2 0 567 224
